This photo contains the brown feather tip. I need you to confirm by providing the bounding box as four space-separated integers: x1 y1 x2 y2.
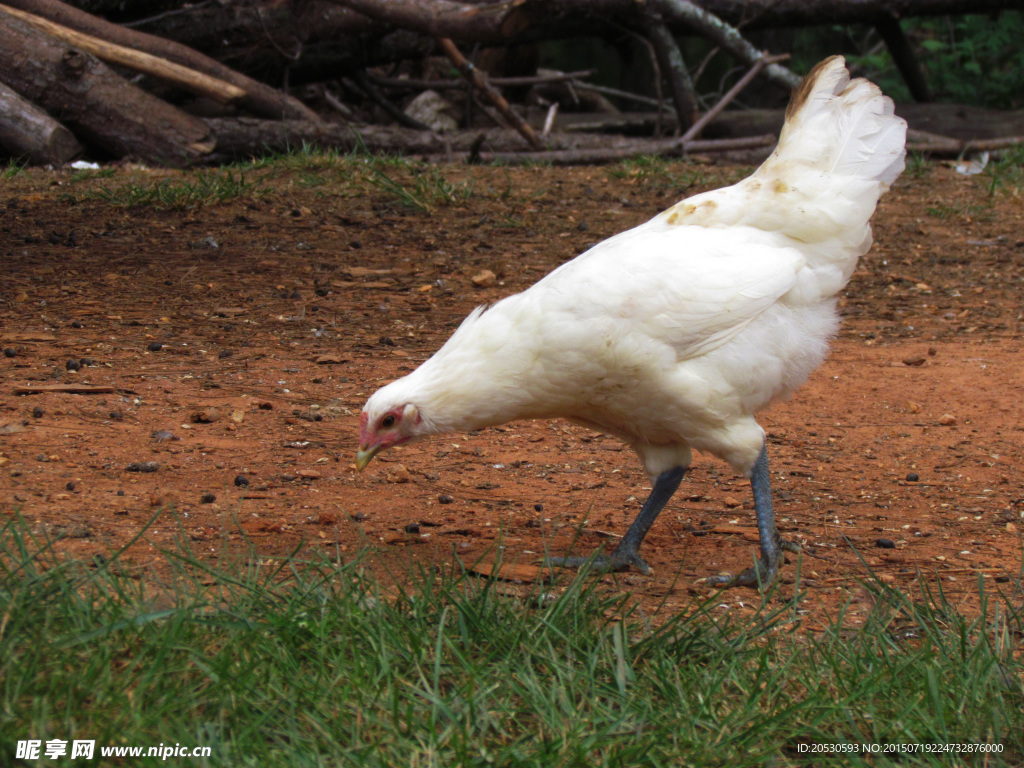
785 55 844 121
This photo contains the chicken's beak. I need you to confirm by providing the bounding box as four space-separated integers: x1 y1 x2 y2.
355 444 381 472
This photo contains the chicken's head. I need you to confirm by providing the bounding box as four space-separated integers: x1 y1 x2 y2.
356 399 424 471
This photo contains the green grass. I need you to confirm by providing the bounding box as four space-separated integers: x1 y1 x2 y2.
983 144 1024 196
3 157 28 179
231 145 477 212
904 151 932 180
360 160 475 212
1 514 1021 767
606 156 718 195
925 201 993 221
84 170 268 210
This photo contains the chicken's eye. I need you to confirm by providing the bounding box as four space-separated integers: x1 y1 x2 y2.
380 414 396 429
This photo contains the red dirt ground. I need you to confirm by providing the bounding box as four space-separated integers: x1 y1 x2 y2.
2 158 1022 629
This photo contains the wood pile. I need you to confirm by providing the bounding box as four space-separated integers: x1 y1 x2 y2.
0 0 1020 166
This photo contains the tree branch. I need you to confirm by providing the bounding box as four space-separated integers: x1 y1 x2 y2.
436 37 544 149
874 14 932 102
680 53 788 142
323 0 523 43
641 3 698 130
656 0 800 90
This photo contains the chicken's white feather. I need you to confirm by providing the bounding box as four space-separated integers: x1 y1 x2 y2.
361 56 906 482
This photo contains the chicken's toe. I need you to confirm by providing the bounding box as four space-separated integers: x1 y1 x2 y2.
544 550 651 574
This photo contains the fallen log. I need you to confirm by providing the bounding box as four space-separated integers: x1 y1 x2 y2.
2 0 321 121
0 7 213 165
469 134 778 165
0 79 81 164
201 116 778 163
1 3 247 104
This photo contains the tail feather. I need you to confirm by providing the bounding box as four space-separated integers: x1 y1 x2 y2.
771 55 906 195
655 55 906 304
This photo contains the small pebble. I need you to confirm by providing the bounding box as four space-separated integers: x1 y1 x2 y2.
109 411 124 421
234 474 250 487
79 357 93 367
65 359 81 371
151 430 177 442
534 503 544 512
65 481 75 492
906 472 919 482
70 320 83 329
3 347 16 358
437 494 454 504
352 512 368 522
116 490 125 496
32 406 44 418
218 349 233 359
147 342 163 352
200 492 216 504
404 523 420 534
876 538 896 549
125 461 160 473
471 269 497 288
190 408 221 424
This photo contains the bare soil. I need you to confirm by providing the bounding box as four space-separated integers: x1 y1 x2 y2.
2 159 1022 630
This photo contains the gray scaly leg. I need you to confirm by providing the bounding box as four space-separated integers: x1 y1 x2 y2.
545 465 686 574
704 443 799 589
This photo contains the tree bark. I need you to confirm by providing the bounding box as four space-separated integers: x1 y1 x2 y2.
0 8 213 164
0 79 82 164
2 0 321 121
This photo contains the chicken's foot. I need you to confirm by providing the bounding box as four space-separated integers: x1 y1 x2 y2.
545 465 686 575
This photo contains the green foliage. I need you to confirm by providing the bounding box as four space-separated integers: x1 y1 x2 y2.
844 12 1024 109
2 514 1022 767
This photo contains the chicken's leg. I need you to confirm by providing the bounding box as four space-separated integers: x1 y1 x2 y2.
545 465 686 574
703 443 799 589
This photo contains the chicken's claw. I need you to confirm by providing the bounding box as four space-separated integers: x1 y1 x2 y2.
544 550 652 575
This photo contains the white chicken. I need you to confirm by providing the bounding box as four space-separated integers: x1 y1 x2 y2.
357 56 906 588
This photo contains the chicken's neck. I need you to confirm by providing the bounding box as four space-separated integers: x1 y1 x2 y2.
401 298 555 436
